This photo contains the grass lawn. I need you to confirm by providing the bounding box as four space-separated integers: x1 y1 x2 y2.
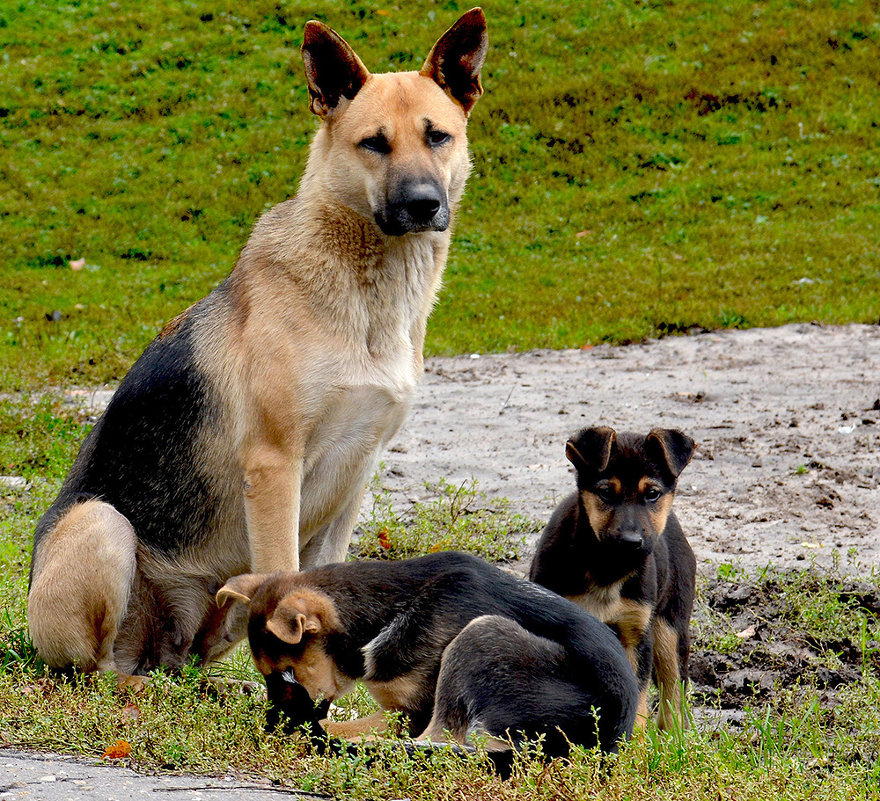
1 0 878 388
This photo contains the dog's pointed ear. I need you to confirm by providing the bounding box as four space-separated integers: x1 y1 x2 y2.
420 8 488 115
266 593 324 645
646 429 696 479
302 20 370 118
216 574 270 607
565 427 616 475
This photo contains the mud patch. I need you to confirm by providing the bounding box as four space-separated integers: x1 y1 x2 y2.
690 574 880 718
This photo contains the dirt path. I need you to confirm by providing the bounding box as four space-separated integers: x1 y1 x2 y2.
377 323 880 575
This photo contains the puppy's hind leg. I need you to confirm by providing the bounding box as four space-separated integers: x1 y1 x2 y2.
419 615 568 755
28 500 137 673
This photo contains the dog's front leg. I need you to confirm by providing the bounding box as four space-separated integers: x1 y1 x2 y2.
243 448 303 572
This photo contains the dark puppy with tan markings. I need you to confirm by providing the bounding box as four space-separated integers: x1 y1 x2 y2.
530 427 696 730
217 551 638 759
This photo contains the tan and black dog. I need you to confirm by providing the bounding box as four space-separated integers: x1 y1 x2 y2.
217 551 638 759
529 427 696 730
27 10 488 678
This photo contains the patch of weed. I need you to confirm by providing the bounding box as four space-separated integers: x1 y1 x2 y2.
353 477 534 563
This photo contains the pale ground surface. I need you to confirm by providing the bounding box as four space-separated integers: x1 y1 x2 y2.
5 322 879 799
379 322 880 575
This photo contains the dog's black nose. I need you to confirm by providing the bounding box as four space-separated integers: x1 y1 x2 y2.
377 179 449 235
405 190 442 223
618 530 644 547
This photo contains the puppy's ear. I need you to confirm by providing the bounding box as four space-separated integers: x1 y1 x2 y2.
566 427 616 474
420 8 488 114
216 574 270 607
266 591 326 645
302 21 370 118
646 429 696 479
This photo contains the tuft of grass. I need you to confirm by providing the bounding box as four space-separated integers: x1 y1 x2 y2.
353 476 534 563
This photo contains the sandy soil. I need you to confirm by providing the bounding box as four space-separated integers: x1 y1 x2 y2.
375 322 880 575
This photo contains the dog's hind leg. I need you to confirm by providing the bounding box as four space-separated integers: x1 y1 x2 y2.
28 500 136 673
299 489 365 570
419 615 582 757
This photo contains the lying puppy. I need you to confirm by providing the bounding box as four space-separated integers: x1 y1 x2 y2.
529 427 696 730
217 551 637 758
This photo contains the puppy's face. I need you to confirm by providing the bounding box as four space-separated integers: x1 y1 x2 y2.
566 427 695 557
216 575 351 731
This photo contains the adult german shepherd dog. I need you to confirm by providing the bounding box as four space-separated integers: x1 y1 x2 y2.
28 9 488 678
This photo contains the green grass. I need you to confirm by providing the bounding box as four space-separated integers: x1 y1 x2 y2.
353 475 534 562
1 0 879 388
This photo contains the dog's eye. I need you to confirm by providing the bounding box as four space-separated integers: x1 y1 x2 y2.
359 135 391 154
596 487 615 504
644 488 662 503
426 129 452 147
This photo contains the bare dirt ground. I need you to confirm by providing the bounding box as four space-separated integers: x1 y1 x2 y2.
377 322 880 576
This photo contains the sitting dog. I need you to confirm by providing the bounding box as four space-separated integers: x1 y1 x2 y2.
529 427 696 730
27 9 488 678
217 551 638 758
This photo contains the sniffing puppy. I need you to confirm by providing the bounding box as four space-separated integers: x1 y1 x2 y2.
529 427 696 730
218 551 638 759
28 9 488 678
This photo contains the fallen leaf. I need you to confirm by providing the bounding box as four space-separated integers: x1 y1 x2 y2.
575 230 592 237
103 740 132 759
377 528 391 550
70 258 85 271
736 625 756 639
376 9 391 16
121 703 141 723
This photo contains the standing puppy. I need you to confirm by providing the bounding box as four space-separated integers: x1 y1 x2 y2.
28 10 488 677
529 427 696 730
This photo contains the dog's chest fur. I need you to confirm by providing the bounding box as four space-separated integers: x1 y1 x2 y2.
208 203 447 542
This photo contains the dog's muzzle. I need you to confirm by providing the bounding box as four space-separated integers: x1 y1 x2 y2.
375 178 449 236
264 669 330 741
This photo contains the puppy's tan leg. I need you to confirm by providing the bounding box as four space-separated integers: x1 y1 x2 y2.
653 619 686 730
28 500 136 673
243 447 302 572
612 600 653 728
324 711 389 740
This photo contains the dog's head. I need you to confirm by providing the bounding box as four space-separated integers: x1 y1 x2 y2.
301 9 487 235
215 574 348 732
565 427 695 558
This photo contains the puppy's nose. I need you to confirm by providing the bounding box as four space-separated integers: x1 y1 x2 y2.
618 530 643 546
